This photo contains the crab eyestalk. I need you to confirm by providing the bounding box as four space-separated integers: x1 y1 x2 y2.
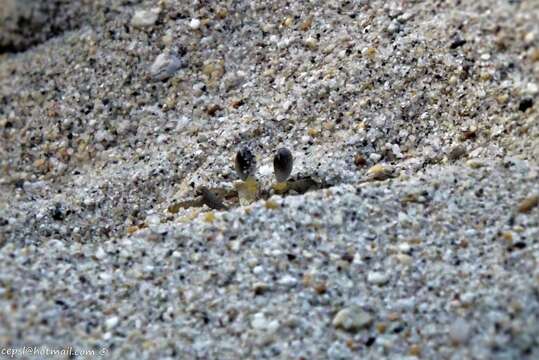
235 147 257 181
273 148 293 189
234 147 259 205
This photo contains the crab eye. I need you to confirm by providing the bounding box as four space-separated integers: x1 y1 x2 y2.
273 147 293 183
235 147 256 180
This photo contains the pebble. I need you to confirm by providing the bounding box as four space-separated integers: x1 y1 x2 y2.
145 214 160 226
131 8 160 28
387 21 400 33
395 253 412 265
398 242 411 253
304 37 318 49
519 98 534 112
354 153 367 167
448 145 467 161
95 247 106 260
278 275 297 287
517 194 539 213
366 164 394 181
253 266 264 275
189 18 201 30
251 313 280 333
525 82 538 95
327 342 353 359
367 271 390 285
466 159 484 169
333 306 373 333
409 344 421 357
253 282 270 295
394 297 416 311
105 316 119 330
369 153 382 162
449 318 471 345
149 53 183 81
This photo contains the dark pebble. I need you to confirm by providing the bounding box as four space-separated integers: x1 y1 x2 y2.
14 179 24 189
448 144 467 161
450 37 466 49
51 203 65 221
519 98 533 112
341 253 355 263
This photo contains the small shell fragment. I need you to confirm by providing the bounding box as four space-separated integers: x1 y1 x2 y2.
150 53 183 81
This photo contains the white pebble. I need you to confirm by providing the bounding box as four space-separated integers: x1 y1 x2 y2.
251 313 279 333
524 31 535 44
332 306 372 332
145 214 160 226
327 342 353 359
398 242 411 253
391 144 402 158
278 275 297 287
369 153 382 162
105 316 119 330
460 292 475 305
394 297 416 311
332 212 343 226
131 8 160 28
367 271 390 285
449 318 471 344
229 240 241 252
99 272 112 282
526 82 538 95
95 247 106 260
189 18 201 30
387 21 400 33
